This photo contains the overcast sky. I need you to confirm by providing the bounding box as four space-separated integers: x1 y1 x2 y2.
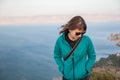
0 0 120 17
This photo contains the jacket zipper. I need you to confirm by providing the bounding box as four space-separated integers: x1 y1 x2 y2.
72 55 75 80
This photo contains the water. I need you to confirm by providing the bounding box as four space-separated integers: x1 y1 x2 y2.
0 22 120 80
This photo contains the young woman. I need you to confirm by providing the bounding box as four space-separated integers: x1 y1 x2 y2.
54 16 96 80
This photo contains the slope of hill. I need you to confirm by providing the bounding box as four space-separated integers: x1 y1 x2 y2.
94 53 120 68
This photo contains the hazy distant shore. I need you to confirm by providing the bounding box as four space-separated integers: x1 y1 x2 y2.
0 14 120 25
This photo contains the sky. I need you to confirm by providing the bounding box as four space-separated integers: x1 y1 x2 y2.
0 0 120 17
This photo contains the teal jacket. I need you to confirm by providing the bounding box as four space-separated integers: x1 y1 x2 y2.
54 33 96 80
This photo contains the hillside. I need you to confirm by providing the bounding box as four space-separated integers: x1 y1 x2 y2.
92 53 120 80
94 53 120 68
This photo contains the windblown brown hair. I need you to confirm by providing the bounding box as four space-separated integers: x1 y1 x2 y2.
59 16 87 34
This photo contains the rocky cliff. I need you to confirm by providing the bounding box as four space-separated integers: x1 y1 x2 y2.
108 33 120 46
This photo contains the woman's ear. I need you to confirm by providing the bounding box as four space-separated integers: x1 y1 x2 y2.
68 29 72 33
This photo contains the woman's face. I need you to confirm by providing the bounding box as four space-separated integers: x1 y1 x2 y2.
69 29 85 40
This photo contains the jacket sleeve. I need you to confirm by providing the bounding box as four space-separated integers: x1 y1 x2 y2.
86 37 96 75
54 38 64 74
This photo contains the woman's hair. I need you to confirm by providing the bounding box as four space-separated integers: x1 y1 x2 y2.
59 16 87 34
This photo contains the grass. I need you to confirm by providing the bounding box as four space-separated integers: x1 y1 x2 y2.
90 71 120 80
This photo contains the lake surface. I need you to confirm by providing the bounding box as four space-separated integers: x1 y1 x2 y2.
0 22 120 80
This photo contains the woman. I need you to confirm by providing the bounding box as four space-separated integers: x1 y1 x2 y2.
54 16 96 80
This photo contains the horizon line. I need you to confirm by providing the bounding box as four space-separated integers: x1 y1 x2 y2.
0 14 120 25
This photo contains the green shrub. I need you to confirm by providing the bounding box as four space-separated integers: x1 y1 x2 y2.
90 71 117 80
